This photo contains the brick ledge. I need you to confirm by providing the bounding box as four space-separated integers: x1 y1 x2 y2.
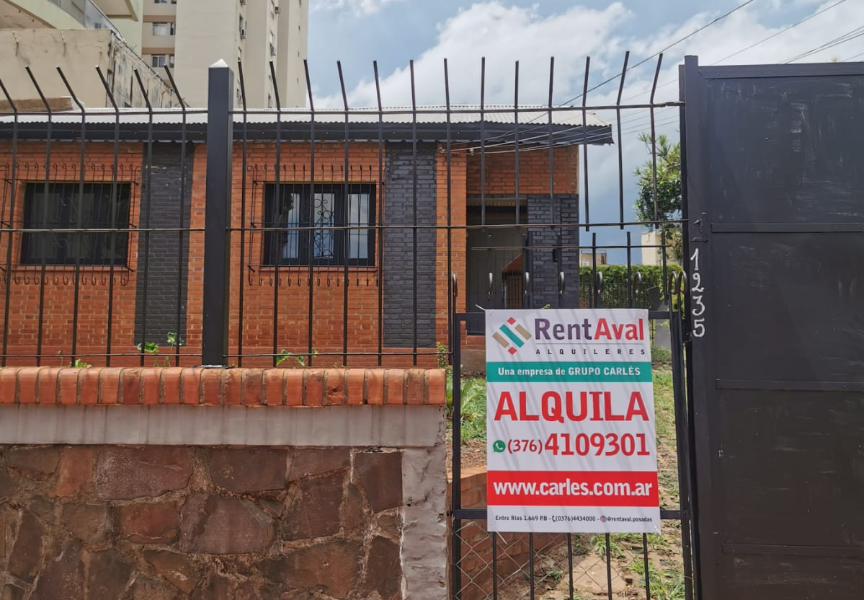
0 367 446 407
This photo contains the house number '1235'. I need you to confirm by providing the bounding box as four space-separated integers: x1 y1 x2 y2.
690 248 706 337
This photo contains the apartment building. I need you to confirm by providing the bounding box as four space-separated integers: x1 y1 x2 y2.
0 0 176 108
144 0 308 108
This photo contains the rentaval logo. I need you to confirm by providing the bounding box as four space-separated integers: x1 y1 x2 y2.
493 317 532 355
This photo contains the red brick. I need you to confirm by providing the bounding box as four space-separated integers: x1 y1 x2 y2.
405 369 425 405
140 368 160 405
221 368 242 406
385 369 405 405
57 369 80 405
201 369 222 405
284 370 303 406
263 369 284 406
180 368 201 405
36 367 61 404
427 369 446 406
346 370 365 405
304 369 324 407
0 367 20 404
79 368 100 405
161 369 181 404
241 369 263 405
119 368 141 405
99 368 121 405
324 369 345 406
366 370 384 405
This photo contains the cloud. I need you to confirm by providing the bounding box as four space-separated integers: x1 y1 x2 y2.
315 0 864 261
313 0 405 17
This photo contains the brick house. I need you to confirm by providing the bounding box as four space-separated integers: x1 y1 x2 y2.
0 109 611 367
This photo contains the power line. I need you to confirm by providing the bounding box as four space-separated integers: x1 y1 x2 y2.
785 25 864 63
562 0 759 108
844 51 864 61
622 0 850 102
716 0 850 63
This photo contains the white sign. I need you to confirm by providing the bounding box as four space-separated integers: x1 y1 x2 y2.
486 308 660 533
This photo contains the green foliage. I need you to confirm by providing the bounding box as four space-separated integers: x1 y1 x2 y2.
276 349 318 367
634 133 683 262
578 264 681 290
69 358 91 368
137 341 159 354
166 332 183 347
436 341 448 369
447 376 487 442
652 345 672 366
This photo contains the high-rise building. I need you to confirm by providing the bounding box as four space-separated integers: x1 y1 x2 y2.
144 0 308 108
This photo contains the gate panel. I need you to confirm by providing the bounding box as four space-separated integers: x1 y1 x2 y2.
683 56 864 599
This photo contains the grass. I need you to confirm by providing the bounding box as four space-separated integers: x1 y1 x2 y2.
446 370 487 442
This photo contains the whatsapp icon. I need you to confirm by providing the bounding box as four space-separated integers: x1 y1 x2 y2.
492 440 506 453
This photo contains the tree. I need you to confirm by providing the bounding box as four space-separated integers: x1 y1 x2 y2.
634 133 682 262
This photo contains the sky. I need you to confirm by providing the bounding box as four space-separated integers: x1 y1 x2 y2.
306 0 864 262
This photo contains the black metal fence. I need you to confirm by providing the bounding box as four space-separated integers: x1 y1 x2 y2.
0 53 694 598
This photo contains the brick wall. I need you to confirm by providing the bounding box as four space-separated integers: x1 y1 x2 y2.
0 140 580 367
134 143 196 346
0 366 448 600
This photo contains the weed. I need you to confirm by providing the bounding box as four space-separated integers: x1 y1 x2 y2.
69 358 91 368
652 345 672 366
135 333 184 367
436 341 448 369
276 349 317 367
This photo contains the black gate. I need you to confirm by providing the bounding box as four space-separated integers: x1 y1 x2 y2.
448 52 698 598
682 57 864 599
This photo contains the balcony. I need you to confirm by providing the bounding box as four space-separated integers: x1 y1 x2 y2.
48 0 120 34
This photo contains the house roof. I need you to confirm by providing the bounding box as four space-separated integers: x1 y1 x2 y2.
0 105 613 146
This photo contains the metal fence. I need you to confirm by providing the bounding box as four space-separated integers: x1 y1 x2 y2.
0 52 694 598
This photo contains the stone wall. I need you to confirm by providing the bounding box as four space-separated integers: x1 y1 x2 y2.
0 367 448 600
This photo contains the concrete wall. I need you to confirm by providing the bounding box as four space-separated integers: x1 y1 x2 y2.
0 29 176 108
276 0 308 108
174 0 239 108
0 366 449 600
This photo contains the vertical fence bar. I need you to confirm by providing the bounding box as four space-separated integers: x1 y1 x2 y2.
338 61 350 366
25 68 51 366
236 62 248 367
0 79 17 366
513 61 520 226
615 51 630 229
269 61 283 368
409 61 419 365
451 313 463 600
133 70 154 366
163 66 189 365
201 61 234 365
304 60 317 366
650 54 664 225
373 62 384 366
581 57 591 231
56 68 86 367
95 66 121 366
445 59 453 357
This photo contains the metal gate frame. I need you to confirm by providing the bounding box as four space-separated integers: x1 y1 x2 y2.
450 289 697 600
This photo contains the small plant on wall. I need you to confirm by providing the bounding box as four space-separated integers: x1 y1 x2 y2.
136 332 183 367
276 349 318 367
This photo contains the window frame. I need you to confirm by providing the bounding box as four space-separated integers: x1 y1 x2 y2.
20 182 132 267
262 183 376 268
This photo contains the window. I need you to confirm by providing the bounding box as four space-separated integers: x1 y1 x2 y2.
269 31 276 56
151 54 167 67
263 184 374 267
168 54 175 67
152 22 174 35
154 0 168 3
21 183 131 266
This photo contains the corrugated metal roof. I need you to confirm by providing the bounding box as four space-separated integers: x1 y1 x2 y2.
0 105 609 128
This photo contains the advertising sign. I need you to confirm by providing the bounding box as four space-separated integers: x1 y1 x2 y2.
486 309 660 533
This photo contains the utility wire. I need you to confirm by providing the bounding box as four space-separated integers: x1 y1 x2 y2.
785 25 864 63
622 0 849 102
